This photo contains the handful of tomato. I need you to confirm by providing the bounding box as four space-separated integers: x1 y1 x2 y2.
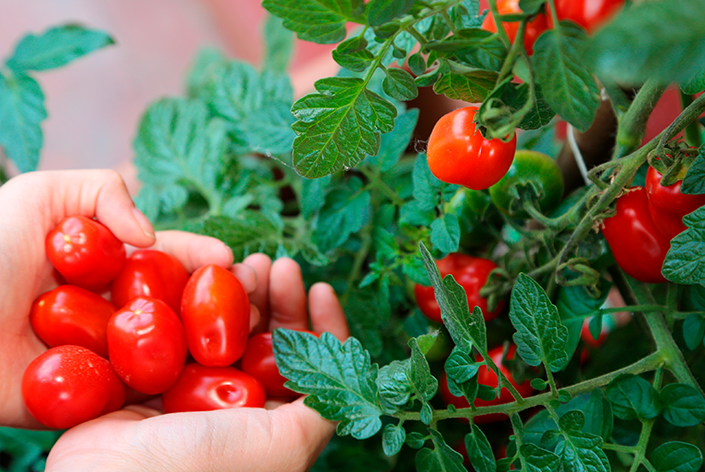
23 215 298 429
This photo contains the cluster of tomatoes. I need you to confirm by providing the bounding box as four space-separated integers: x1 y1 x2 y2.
602 167 705 284
22 215 295 429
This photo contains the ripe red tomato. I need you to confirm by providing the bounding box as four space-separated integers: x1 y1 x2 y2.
107 297 187 395
414 253 504 324
548 0 625 34
180 265 250 366
162 364 266 413
439 344 534 424
45 215 126 291
601 187 670 284
29 285 116 358
645 166 705 241
110 250 190 314
240 331 318 398
481 0 549 55
427 107 517 191
22 345 126 429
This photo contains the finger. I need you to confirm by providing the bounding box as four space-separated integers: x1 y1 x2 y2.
242 254 272 333
268 258 308 332
229 263 257 295
149 231 234 273
308 283 349 341
249 304 261 332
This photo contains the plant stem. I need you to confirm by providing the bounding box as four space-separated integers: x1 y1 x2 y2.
486 356 525 402
600 305 666 315
656 92 705 157
614 79 667 160
497 20 526 84
680 91 702 148
488 0 511 46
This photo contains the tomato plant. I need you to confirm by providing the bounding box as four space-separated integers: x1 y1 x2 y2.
107 296 187 395
45 215 126 291
181 265 250 366
161 364 266 413
481 0 548 55
29 285 115 358
22 345 125 429
426 107 517 190
110 249 190 314
645 165 705 240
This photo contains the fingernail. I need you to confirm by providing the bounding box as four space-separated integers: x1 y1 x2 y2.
132 207 156 240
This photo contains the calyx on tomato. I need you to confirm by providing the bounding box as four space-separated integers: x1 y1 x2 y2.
601 187 670 284
489 150 564 219
414 253 504 324
481 0 549 55
645 166 705 241
427 107 517 191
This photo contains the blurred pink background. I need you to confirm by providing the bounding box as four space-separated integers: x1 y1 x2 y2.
0 0 339 184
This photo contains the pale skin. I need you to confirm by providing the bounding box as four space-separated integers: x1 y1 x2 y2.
0 169 349 472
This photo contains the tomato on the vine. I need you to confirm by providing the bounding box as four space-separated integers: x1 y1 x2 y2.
110 249 190 315
181 264 250 366
549 0 625 34
414 253 504 324
162 364 266 413
481 0 549 55
107 297 187 395
45 215 126 291
645 166 705 240
439 344 534 424
29 285 116 358
427 107 517 191
601 187 670 284
489 150 564 219
22 345 126 429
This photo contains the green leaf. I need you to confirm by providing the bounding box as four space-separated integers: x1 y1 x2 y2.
407 432 428 449
420 243 487 354
416 429 468 472
430 213 461 254
410 338 438 401
272 330 382 439
445 347 480 384
555 411 610 472
651 442 704 472
6 25 113 73
420 402 434 426
262 0 364 44
377 360 413 407
433 70 498 103
660 383 705 427
533 23 599 132
343 287 388 358
520 444 561 472
314 177 372 253
427 29 507 72
556 283 610 363
0 73 46 173
519 0 546 15
680 62 705 95
605 374 661 421
382 424 406 456
333 36 375 72
367 0 416 26
383 68 418 101
663 206 705 284
449 0 484 29
682 313 705 350
466 424 497 472
263 14 294 74
681 147 705 195
412 153 443 208
508 273 569 373
292 77 397 178
365 107 418 171
588 0 705 86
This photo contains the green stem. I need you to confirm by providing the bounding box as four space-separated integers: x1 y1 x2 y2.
496 20 526 84
486 356 525 402
488 0 511 46
360 166 406 206
656 92 705 157
545 367 559 399
601 443 638 453
628 367 663 472
510 414 529 472
340 228 373 307
665 283 679 330
614 79 667 160
600 305 667 315
680 91 702 148
439 9 459 35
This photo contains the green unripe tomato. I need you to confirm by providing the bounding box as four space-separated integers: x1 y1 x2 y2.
489 150 564 219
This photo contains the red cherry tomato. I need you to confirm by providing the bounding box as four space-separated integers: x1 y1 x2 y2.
162 364 266 413
439 345 534 424
645 166 705 241
22 345 126 429
29 285 116 358
427 107 517 191
549 0 624 34
601 187 670 284
110 250 190 314
240 331 318 398
414 253 504 324
481 0 549 55
181 265 250 366
107 297 187 395
45 215 126 291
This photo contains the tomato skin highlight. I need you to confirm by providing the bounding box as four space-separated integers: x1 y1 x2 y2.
107 297 187 395
601 187 670 284
29 285 116 358
481 0 549 55
45 215 126 291
22 345 126 429
110 250 190 315
427 107 516 191
162 364 266 413
645 166 705 241
180 265 250 366
549 0 625 34
414 253 504 324
439 345 534 424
